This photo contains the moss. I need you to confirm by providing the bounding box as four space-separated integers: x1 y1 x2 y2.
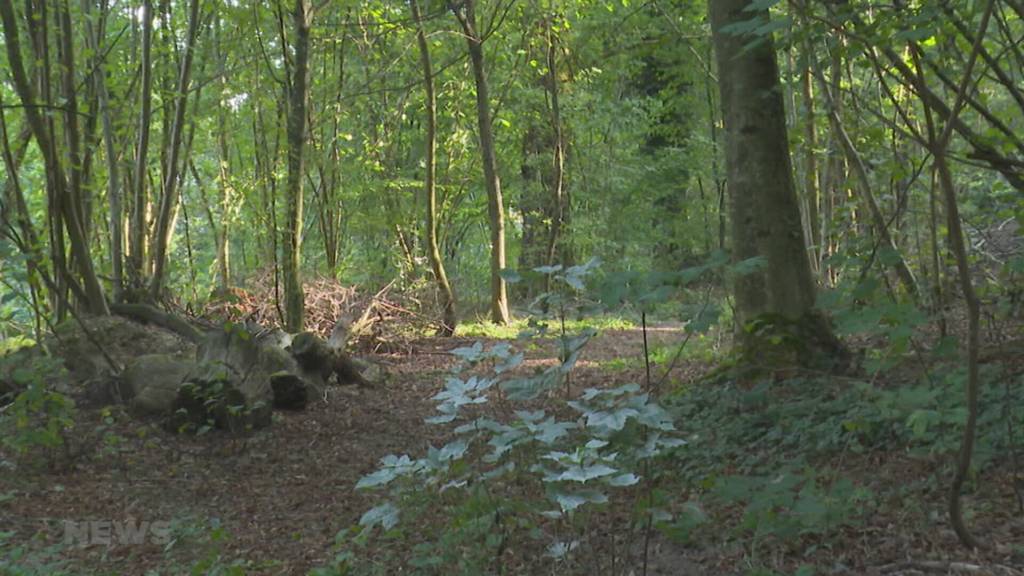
737 312 849 373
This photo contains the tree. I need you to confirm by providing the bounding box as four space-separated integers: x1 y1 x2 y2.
149 0 203 299
128 0 155 292
452 0 511 325
0 0 109 316
709 0 842 364
282 0 313 332
412 0 457 336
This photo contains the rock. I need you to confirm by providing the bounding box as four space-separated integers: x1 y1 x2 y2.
121 354 193 415
182 327 276 430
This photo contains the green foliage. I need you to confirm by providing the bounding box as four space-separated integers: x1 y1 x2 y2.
185 522 254 576
711 467 871 544
171 372 259 436
0 355 75 460
328 261 685 572
0 531 70 576
457 316 635 340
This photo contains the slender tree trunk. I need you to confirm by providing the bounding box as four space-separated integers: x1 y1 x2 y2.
149 0 201 299
282 0 312 332
56 0 108 314
544 17 566 272
915 0 994 547
814 66 919 299
213 15 231 291
703 43 726 251
412 0 457 336
0 0 108 315
710 0 841 363
452 0 510 324
801 56 820 272
128 0 154 291
84 0 124 303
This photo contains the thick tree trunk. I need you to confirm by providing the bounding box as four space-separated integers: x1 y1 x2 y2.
710 0 841 365
453 0 510 324
282 0 312 332
412 0 457 336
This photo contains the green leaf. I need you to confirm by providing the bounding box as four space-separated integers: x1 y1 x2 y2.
606 473 640 487
498 268 523 283
359 502 399 530
550 489 608 512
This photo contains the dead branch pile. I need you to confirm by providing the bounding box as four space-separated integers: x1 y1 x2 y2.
200 270 435 351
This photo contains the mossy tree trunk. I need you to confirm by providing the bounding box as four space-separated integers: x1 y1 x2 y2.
282 0 313 333
710 0 843 366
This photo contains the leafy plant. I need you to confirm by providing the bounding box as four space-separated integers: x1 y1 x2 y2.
333 261 687 572
0 531 71 576
0 355 76 463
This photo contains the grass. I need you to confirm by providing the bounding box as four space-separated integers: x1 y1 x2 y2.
601 332 724 371
456 315 638 339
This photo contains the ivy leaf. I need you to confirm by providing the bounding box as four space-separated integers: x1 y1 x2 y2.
498 268 523 283
586 407 639 432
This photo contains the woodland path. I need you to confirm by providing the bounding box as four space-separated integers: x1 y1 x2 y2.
2 327 691 574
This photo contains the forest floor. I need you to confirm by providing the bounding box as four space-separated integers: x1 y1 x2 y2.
2 319 1024 575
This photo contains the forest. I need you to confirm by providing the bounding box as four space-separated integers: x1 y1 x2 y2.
1 0 1023 573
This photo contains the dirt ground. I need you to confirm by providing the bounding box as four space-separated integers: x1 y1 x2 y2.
1 327 692 574
2 324 1023 575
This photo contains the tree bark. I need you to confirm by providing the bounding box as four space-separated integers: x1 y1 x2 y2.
800 55 820 272
129 0 154 291
544 17 566 272
452 0 510 324
412 0 457 336
149 0 202 299
214 14 232 291
814 65 920 299
282 0 312 332
0 0 108 316
710 0 840 364
84 0 124 304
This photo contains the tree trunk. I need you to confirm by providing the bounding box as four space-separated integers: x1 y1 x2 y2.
412 0 457 336
453 0 510 324
282 0 312 332
544 17 567 272
800 56 820 273
149 0 201 299
0 0 108 316
214 15 232 291
128 0 154 292
814 67 919 300
83 0 124 304
710 0 841 366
